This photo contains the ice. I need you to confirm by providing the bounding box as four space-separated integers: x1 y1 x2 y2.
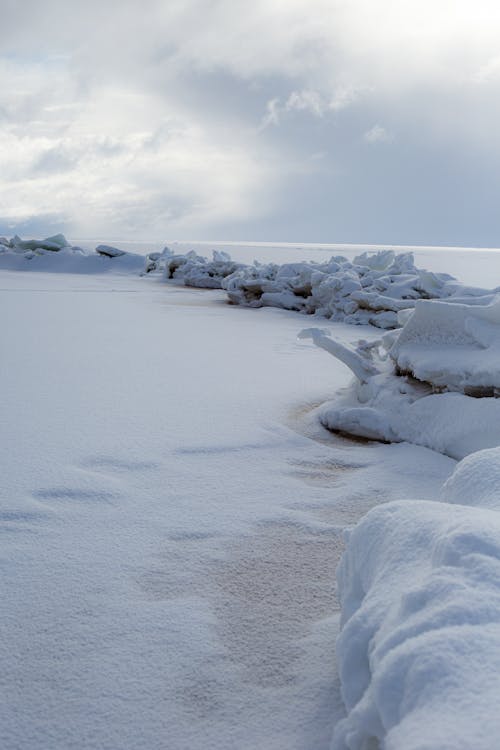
165 246 499 329
390 297 500 394
95 243 127 257
163 249 244 289
302 293 500 457
0 234 146 274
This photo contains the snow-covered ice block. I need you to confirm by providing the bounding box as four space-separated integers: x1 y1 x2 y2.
390 297 500 394
333 499 500 750
165 250 243 289
319 379 500 459
9 233 71 252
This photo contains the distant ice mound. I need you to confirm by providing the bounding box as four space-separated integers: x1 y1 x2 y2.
165 247 498 329
0 234 145 273
301 295 500 457
162 249 244 288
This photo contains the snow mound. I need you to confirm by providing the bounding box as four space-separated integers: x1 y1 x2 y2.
441 447 500 509
0 234 146 274
391 298 500 395
166 247 498 328
334 498 500 750
318 375 500 459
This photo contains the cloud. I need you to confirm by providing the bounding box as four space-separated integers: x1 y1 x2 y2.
3 0 500 243
363 125 393 144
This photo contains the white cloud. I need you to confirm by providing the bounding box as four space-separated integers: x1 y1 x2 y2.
363 125 393 144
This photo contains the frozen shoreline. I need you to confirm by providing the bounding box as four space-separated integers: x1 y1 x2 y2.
2 237 500 748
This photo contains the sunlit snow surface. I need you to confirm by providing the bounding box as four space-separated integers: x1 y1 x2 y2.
1 242 499 749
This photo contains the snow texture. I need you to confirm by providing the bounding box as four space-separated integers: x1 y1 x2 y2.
4 235 500 749
390 297 500 395
441 446 500 510
333 494 500 750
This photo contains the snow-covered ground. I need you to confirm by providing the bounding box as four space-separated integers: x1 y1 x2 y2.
1 241 500 749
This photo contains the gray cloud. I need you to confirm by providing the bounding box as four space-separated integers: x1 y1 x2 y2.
2 1 500 244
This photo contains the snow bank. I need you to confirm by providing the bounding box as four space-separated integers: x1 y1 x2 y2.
319 376 500 459
333 498 500 750
333 501 500 750
334 448 500 747
0 234 146 273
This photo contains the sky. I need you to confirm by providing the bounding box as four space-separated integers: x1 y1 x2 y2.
2 0 500 246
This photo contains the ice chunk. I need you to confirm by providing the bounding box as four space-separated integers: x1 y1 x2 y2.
95 244 127 258
390 297 500 394
298 328 380 383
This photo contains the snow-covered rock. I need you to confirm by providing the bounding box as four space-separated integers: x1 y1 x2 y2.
333 498 500 750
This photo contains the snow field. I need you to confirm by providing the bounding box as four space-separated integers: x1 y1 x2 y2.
2 269 454 749
3 237 500 749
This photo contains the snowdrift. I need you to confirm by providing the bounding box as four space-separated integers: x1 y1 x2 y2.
334 499 500 750
334 448 500 750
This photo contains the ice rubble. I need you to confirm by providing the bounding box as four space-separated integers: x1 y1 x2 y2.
301 294 500 458
391 297 500 395
3 237 499 329
162 246 499 329
0 234 145 273
160 248 244 288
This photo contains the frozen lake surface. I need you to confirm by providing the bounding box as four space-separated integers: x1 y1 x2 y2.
0 242 496 748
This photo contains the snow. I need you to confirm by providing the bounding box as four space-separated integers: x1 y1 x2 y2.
4 235 500 749
391 297 500 394
0 233 145 273
301 293 500 458
333 498 500 750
